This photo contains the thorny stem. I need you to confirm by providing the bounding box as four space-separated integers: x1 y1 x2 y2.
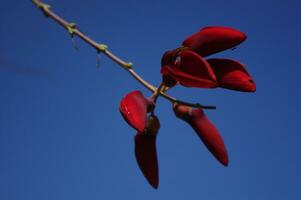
31 0 216 110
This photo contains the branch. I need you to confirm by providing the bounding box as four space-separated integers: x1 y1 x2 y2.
31 0 216 110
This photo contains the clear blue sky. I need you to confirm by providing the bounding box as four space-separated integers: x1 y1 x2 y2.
0 0 300 199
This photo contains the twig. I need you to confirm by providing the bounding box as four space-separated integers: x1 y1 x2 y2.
31 0 216 109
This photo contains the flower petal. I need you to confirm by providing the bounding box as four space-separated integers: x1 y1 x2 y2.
119 91 153 132
161 50 176 66
173 104 229 166
160 50 217 88
207 58 256 92
135 114 160 188
161 50 179 87
135 134 159 189
134 115 160 189
182 26 247 57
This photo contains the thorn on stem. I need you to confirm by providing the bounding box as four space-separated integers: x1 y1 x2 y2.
33 0 51 17
96 51 101 68
70 35 79 51
67 23 77 35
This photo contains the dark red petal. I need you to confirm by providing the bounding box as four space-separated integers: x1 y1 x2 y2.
182 26 247 57
173 104 229 166
207 58 256 92
161 50 176 66
135 134 159 189
162 74 177 88
160 50 217 88
178 50 217 82
145 115 161 136
119 91 152 132
161 51 178 87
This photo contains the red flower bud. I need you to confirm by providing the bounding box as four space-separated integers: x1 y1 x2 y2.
135 115 160 189
173 104 229 166
119 91 154 133
207 58 256 92
161 50 217 88
182 26 246 57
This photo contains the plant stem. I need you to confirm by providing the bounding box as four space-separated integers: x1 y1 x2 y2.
150 83 166 103
31 0 216 110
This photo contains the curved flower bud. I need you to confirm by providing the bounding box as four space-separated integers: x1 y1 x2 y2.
161 50 217 88
182 26 247 57
207 58 256 92
173 103 229 166
119 91 154 133
135 115 160 189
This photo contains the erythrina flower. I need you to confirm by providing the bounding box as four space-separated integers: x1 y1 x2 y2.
120 91 159 189
135 115 160 189
119 90 154 133
32 3 256 190
161 26 256 92
119 26 256 189
173 103 228 166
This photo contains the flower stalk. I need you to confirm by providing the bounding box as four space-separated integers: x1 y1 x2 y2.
31 0 216 109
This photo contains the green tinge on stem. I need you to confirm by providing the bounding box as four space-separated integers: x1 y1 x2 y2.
67 23 76 35
124 62 133 69
32 0 51 15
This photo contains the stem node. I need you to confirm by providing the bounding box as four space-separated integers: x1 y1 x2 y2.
32 0 51 17
96 44 108 53
124 62 133 69
67 22 77 36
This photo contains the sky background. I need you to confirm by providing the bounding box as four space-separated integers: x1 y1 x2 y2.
0 0 300 199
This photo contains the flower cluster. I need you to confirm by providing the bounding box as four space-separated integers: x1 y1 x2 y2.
119 26 256 189
31 0 256 190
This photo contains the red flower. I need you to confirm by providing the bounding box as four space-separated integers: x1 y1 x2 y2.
119 90 154 133
173 103 228 166
120 91 159 189
135 115 160 189
161 50 217 88
161 26 256 92
119 26 256 189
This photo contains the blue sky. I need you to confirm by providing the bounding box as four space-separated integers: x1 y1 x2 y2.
0 0 300 199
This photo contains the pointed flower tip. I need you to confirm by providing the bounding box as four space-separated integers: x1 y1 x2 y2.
119 90 153 133
221 157 229 167
243 81 256 93
220 79 256 93
135 133 159 189
152 182 159 189
249 81 256 93
214 148 229 166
